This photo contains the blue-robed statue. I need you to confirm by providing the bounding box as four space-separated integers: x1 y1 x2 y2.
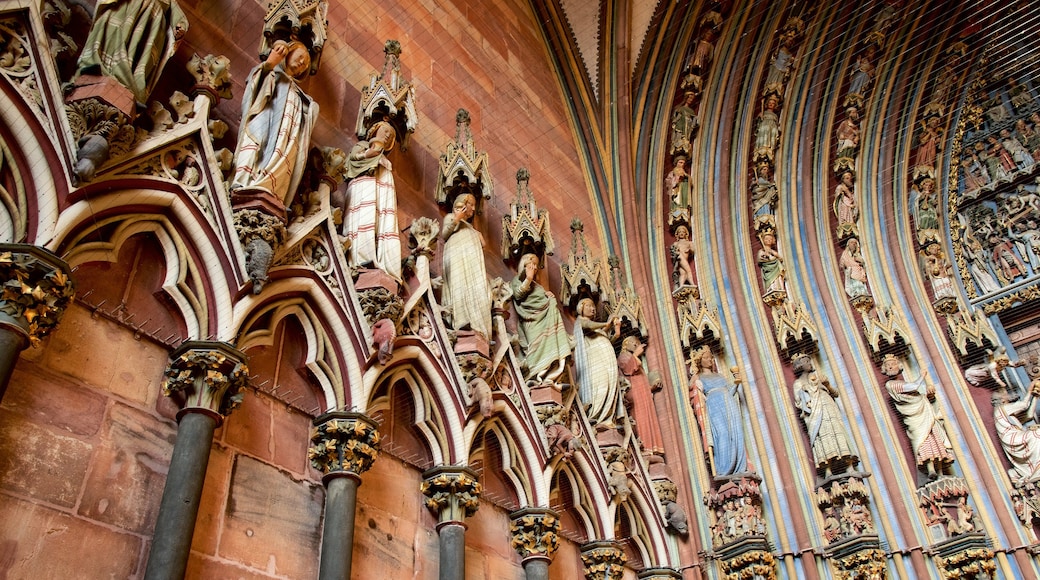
690 347 748 477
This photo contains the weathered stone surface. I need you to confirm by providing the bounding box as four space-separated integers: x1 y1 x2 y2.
0 411 93 506
78 403 176 534
481 545 525 580
0 495 141 578
550 540 586 580
223 390 273 462
468 502 519 562
185 552 283 579
191 444 234 556
270 402 310 475
219 455 323 578
4 364 107 437
352 502 419 576
358 454 423 516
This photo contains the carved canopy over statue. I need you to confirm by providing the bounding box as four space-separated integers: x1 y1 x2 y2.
77 0 188 104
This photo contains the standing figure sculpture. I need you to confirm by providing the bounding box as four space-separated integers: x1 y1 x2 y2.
573 297 622 426
792 355 856 477
754 96 781 160
76 0 188 104
619 337 665 456
231 40 318 207
757 228 786 298
511 253 571 386
440 193 492 337
671 225 696 289
665 155 691 215
689 347 748 477
839 238 870 300
834 170 858 236
881 355 954 479
993 384 1040 483
343 106 402 279
670 92 699 156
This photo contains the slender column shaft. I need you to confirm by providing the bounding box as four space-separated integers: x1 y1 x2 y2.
0 325 27 401
318 474 361 580
143 411 218 580
522 557 550 580
438 522 467 580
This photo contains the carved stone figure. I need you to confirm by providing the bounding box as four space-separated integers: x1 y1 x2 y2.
834 170 858 236
792 355 856 477
847 46 876 98
440 193 492 337
839 238 869 300
921 243 956 300
689 347 748 477
964 347 1024 389
670 225 696 289
836 107 860 156
989 234 1027 284
993 385 1040 483
607 461 632 503
231 40 318 207
545 421 581 460
343 107 402 280
619 336 665 456
371 317 396 365
750 162 777 220
468 374 494 419
1001 128 1035 170
880 355 954 479
670 92 699 156
754 96 781 159
757 228 785 299
510 253 571 386
665 155 691 215
76 0 188 104
914 116 942 175
573 297 622 426
663 499 688 535
764 38 795 93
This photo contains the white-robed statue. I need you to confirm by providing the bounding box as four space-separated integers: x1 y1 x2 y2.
994 384 1040 484
573 297 621 425
231 39 318 207
343 107 401 279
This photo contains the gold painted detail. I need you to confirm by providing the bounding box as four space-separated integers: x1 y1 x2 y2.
580 541 626 580
0 244 74 346
420 466 482 524
161 342 249 416
308 411 381 476
509 507 560 561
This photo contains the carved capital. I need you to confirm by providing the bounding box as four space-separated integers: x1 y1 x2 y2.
161 341 249 421
0 244 75 348
509 507 560 563
935 546 996 580
833 547 886 580
580 540 626 580
187 54 233 101
420 465 481 525
308 411 381 480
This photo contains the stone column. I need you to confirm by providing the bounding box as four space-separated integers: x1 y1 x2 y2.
637 567 681 580
0 244 74 399
510 507 561 580
144 341 249 580
421 465 482 580
308 411 381 580
580 540 626 580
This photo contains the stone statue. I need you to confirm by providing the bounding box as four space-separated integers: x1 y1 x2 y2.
440 193 492 337
573 297 621 426
670 225 696 289
607 461 632 503
880 355 954 479
670 92 699 156
343 106 402 280
754 96 781 159
76 0 188 104
757 228 786 298
665 155 691 214
750 162 777 220
689 347 748 477
231 40 318 207
619 336 665 456
792 355 856 477
510 253 571 386
835 107 860 156
468 374 494 419
833 170 858 236
838 238 870 300
993 384 1040 483
847 46 876 98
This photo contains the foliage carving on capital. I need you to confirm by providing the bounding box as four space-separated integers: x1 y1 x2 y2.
186 54 232 100
509 507 560 562
161 342 249 418
935 547 997 580
580 541 626 580
308 411 381 477
0 245 75 347
420 466 482 524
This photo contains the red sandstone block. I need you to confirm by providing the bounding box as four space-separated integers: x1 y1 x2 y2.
351 502 420 576
270 403 311 475
185 552 283 579
191 444 234 556
465 503 518 561
0 495 142 578
219 456 323 578
78 403 176 535
4 364 107 437
222 390 273 462
0 411 93 507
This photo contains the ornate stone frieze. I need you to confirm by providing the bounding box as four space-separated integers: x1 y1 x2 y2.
933 536 995 580
420 465 481 524
815 477 874 545
119 141 215 214
501 168 554 266
435 108 493 207
704 477 766 548
717 543 777 580
0 16 45 118
509 507 560 562
831 547 886 580
560 219 606 310
917 477 979 541
186 53 233 101
308 411 381 478
580 540 626 580
161 341 249 419
0 244 75 347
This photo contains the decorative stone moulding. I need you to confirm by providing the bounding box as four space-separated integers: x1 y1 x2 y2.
0 243 75 348
420 465 482 525
161 341 250 421
308 411 381 479
509 507 561 562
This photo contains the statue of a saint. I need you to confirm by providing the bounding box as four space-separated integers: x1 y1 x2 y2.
573 297 621 425
619 337 665 456
689 347 748 477
440 193 492 337
880 355 954 479
792 355 856 477
510 253 571 386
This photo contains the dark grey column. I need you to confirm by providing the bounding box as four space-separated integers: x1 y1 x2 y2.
309 411 380 580
510 507 560 580
421 465 481 580
0 243 74 399
144 341 249 580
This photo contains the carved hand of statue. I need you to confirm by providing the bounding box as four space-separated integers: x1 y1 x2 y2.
266 42 289 68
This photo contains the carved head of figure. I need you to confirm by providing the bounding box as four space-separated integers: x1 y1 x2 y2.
577 297 597 319
694 346 714 374
674 225 690 240
791 353 814 376
453 193 476 221
622 335 644 356
518 253 540 280
283 40 312 79
880 354 902 377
